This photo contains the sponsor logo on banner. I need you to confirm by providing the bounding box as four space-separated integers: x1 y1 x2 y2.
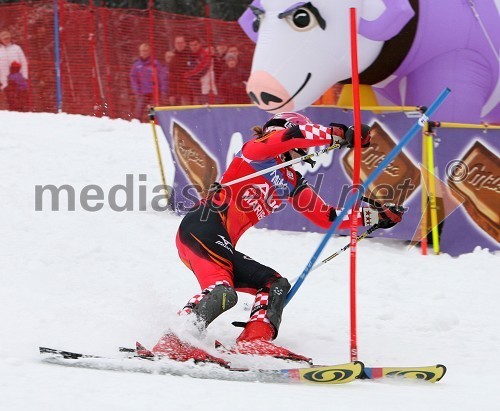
447 141 499 242
171 120 219 196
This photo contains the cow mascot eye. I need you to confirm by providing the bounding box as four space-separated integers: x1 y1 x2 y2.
287 8 318 31
250 5 264 33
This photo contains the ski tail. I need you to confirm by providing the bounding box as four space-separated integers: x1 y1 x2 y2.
40 346 101 359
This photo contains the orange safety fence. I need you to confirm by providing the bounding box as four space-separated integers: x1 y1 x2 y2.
0 0 255 120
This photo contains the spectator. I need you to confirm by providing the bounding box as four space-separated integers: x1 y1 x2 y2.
0 31 28 98
227 44 252 75
129 43 162 121
185 37 212 104
218 52 249 104
212 43 228 87
4 61 28 111
227 45 240 58
200 59 218 105
160 50 174 105
168 35 191 106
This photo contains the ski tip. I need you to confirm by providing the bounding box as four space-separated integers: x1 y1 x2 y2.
436 364 447 381
361 364 447 383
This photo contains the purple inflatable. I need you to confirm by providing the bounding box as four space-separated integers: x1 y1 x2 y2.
239 0 499 123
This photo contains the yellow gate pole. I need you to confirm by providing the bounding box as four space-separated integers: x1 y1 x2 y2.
425 123 440 254
148 107 169 203
420 123 429 255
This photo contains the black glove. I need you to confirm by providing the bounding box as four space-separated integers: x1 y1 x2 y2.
344 124 371 148
329 122 348 133
378 203 405 229
328 122 348 146
207 181 222 197
328 207 337 222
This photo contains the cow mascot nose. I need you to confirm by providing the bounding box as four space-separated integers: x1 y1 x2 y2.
246 70 294 112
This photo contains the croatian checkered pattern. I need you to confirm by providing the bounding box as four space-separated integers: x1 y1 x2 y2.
182 280 231 313
361 207 379 226
299 124 332 142
248 290 271 324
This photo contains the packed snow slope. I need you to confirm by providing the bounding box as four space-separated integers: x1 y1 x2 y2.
0 111 498 411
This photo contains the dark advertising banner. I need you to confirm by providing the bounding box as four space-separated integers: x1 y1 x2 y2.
156 106 499 256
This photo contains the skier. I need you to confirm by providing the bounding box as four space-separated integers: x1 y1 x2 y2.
153 112 404 365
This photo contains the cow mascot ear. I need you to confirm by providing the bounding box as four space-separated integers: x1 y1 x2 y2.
358 0 415 41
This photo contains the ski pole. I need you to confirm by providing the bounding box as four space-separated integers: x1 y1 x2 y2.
306 195 386 272
288 224 380 284
220 140 347 188
285 87 451 305
361 196 382 209
288 197 383 282
312 195 383 269
316 224 380 268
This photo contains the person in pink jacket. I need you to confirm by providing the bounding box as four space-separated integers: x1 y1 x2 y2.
0 31 28 93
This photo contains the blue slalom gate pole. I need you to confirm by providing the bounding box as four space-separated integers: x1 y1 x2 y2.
54 0 63 112
285 88 451 305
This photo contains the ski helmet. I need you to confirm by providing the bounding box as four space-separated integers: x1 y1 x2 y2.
262 112 317 167
262 112 311 133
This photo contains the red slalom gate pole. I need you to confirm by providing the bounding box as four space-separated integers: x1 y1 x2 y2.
349 7 362 362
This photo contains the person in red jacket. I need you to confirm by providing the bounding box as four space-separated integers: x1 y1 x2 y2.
184 37 212 104
152 112 404 365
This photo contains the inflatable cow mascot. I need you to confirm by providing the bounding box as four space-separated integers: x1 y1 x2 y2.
239 0 499 123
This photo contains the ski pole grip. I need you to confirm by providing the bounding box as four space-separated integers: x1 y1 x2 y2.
361 196 382 209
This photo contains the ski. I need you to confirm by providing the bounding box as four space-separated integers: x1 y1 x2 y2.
39 346 364 385
362 364 447 383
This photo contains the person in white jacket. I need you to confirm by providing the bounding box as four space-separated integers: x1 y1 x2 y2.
0 31 28 91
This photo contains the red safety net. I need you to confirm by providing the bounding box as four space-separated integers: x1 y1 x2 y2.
0 0 256 120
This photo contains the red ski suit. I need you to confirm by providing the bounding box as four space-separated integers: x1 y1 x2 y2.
176 123 363 293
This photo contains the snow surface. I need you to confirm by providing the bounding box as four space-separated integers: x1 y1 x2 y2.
0 111 498 411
